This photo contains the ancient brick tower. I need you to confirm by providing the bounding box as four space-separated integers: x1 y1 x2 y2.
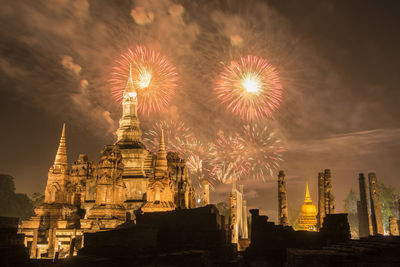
277 170 288 226
21 124 81 258
115 65 155 215
44 123 69 204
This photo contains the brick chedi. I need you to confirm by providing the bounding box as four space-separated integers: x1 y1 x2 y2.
368 172 384 235
277 170 288 226
142 130 175 213
19 67 196 258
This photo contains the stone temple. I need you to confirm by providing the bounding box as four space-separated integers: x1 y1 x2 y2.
19 70 196 258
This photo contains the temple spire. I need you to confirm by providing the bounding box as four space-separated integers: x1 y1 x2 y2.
155 129 168 178
53 123 68 168
159 129 166 151
125 63 136 94
116 63 143 144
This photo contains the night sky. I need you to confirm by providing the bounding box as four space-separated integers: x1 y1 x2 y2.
1 0 399 222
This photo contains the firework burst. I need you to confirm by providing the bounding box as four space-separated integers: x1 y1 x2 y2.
142 120 193 155
109 46 178 115
239 124 285 181
215 55 282 121
143 120 214 187
209 130 249 184
210 125 285 183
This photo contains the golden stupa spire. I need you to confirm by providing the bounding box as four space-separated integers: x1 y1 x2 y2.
53 123 68 167
304 182 312 203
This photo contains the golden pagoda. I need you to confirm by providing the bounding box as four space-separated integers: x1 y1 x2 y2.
297 183 317 231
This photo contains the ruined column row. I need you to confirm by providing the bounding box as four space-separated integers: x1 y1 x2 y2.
357 172 384 236
317 169 336 229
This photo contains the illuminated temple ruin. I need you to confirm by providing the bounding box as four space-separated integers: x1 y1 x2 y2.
19 71 196 258
297 183 317 231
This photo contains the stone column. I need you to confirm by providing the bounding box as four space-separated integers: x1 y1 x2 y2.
389 216 399 236
357 201 362 237
30 229 38 258
229 180 238 244
324 169 335 214
200 178 210 206
278 170 289 226
368 172 384 235
358 173 372 237
317 172 325 230
48 228 55 258
242 199 248 239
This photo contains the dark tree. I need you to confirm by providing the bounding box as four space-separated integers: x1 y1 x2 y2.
31 192 44 208
0 174 33 219
344 188 359 238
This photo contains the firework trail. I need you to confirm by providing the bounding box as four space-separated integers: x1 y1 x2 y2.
215 55 282 121
109 46 178 115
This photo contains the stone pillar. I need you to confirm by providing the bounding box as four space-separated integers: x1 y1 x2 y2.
278 170 288 226
368 172 384 235
317 172 325 230
229 179 238 244
357 201 362 237
30 229 38 258
242 199 248 239
200 178 210 206
389 216 399 236
358 173 372 237
324 169 335 214
48 228 55 258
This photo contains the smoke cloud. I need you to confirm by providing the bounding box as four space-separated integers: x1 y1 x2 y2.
130 6 154 25
61 55 82 77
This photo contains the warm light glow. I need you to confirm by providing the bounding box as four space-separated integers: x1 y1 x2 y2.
126 92 137 98
241 73 261 94
137 67 152 89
